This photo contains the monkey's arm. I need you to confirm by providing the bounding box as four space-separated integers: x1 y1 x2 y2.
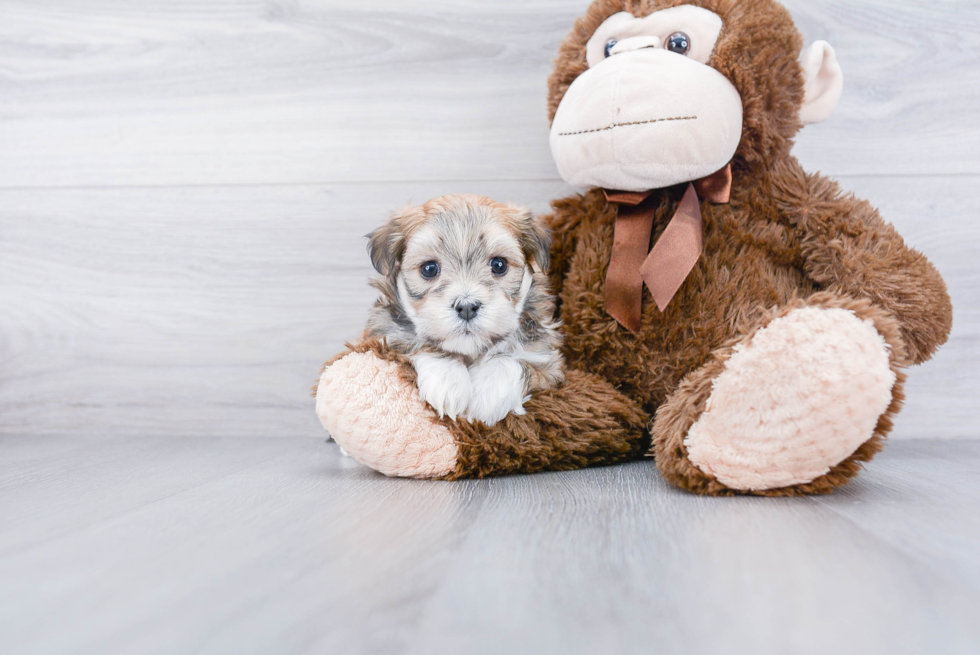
447 368 648 478
792 171 952 365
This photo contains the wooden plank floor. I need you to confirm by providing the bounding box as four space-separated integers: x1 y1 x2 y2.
1 437 979 655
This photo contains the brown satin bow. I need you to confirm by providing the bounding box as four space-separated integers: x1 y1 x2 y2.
603 164 732 333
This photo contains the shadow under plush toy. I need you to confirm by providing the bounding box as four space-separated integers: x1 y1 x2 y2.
315 0 952 495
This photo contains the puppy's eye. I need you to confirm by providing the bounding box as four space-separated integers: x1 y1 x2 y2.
665 32 691 56
419 261 440 279
489 257 509 276
604 39 618 58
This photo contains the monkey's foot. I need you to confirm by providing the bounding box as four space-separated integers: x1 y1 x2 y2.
316 350 458 478
683 306 897 491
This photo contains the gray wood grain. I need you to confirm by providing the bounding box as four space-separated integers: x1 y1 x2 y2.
1 436 978 655
0 0 978 188
0 177 974 439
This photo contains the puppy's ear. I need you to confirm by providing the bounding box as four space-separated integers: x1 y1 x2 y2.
366 222 400 276
366 204 423 276
506 205 551 274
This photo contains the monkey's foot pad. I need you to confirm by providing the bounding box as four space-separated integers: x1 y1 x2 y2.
316 351 458 478
685 307 896 491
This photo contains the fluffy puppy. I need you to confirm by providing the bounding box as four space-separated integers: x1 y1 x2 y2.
365 194 565 426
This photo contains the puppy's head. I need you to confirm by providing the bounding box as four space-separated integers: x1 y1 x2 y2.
368 194 550 357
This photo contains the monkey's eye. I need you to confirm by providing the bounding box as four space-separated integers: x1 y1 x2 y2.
665 32 691 56
420 261 440 279
489 257 509 276
603 39 618 58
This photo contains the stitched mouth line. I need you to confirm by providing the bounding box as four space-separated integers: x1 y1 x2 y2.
557 115 697 137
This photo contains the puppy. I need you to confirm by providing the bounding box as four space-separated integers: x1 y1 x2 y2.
364 194 565 426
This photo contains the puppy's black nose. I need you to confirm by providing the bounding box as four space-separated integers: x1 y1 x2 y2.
456 300 481 322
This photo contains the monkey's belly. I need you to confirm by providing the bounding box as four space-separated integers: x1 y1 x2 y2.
560 257 811 407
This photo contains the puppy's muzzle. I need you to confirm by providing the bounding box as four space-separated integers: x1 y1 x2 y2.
455 299 482 322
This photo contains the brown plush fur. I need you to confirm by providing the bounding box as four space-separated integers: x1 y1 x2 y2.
446 369 651 479
444 0 952 493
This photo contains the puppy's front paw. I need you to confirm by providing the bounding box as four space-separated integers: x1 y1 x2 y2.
464 356 527 427
412 353 472 420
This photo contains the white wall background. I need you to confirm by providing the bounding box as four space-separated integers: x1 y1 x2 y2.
0 0 977 439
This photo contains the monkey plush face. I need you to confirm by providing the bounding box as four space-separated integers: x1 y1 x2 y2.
550 6 741 191
548 0 844 193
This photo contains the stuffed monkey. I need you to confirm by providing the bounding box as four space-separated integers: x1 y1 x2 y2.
315 0 952 495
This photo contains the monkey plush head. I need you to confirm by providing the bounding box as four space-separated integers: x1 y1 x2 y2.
548 0 843 192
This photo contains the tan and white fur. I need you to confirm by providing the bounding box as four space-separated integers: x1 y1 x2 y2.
365 194 565 426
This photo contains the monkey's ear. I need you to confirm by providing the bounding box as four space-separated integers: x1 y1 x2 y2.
507 205 551 274
800 41 844 125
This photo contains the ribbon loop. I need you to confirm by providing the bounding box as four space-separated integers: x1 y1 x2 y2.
693 164 733 204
